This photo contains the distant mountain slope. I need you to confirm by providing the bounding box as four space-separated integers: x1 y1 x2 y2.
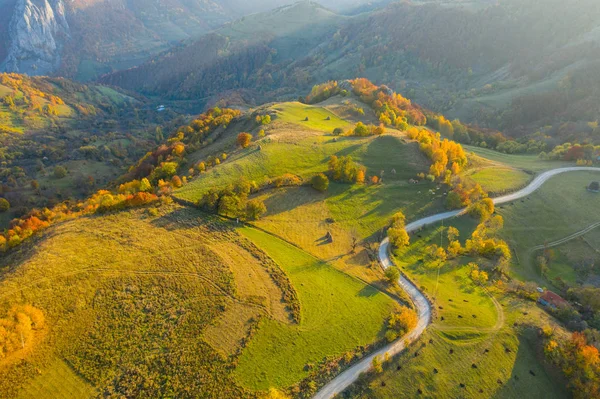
100 1 345 103
102 0 600 141
0 0 369 80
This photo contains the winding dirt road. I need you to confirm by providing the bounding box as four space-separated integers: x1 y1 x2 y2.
313 167 599 399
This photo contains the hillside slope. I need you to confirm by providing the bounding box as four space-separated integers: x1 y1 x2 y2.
0 0 371 80
0 73 161 227
102 0 600 141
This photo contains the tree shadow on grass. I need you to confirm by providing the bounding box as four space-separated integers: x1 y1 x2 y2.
357 285 379 298
149 206 232 233
490 329 568 399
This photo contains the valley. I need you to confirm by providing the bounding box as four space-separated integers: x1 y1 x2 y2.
0 0 599 397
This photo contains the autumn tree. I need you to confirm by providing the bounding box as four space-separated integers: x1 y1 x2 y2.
356 169 365 184
171 175 183 188
468 263 489 285
328 155 362 183
468 198 495 221
447 226 459 242
265 389 291 399
237 132 253 148
386 306 418 341
425 244 447 269
388 211 410 249
353 122 369 136
372 356 383 373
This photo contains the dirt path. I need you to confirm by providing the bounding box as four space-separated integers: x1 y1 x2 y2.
529 221 600 253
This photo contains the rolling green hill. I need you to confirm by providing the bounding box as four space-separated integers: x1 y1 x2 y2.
0 78 595 399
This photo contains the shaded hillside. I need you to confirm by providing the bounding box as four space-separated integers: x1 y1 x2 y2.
102 0 600 142
0 73 166 226
0 0 371 80
101 1 345 103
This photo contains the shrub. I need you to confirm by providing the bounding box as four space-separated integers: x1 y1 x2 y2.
384 267 400 285
333 127 344 136
271 174 302 188
353 122 369 136
246 199 267 220
0 198 10 212
311 173 329 192
54 165 67 179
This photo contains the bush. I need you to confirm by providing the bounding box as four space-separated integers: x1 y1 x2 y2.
384 267 400 285
311 173 330 192
332 127 344 136
353 122 369 136
0 198 10 212
54 165 67 179
246 199 267 220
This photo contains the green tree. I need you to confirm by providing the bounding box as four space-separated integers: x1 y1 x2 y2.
372 356 383 373
384 267 400 285
311 173 329 192
150 162 178 183
155 126 164 143
218 194 245 218
139 178 152 192
445 191 463 209
0 198 9 212
54 165 67 179
246 199 267 220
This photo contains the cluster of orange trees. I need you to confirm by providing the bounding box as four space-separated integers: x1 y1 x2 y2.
0 305 45 360
407 127 468 180
349 78 427 127
544 331 600 398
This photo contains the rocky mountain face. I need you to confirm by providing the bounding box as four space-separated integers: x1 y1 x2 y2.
0 0 373 79
1 0 70 75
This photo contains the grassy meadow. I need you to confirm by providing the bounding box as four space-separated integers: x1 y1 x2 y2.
496 171 600 283
343 218 568 398
234 227 397 390
175 114 445 288
465 167 530 195
0 206 269 398
0 201 402 397
464 145 572 173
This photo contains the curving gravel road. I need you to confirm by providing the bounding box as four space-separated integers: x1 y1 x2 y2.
313 167 599 399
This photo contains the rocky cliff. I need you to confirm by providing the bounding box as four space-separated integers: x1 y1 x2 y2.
0 0 70 75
